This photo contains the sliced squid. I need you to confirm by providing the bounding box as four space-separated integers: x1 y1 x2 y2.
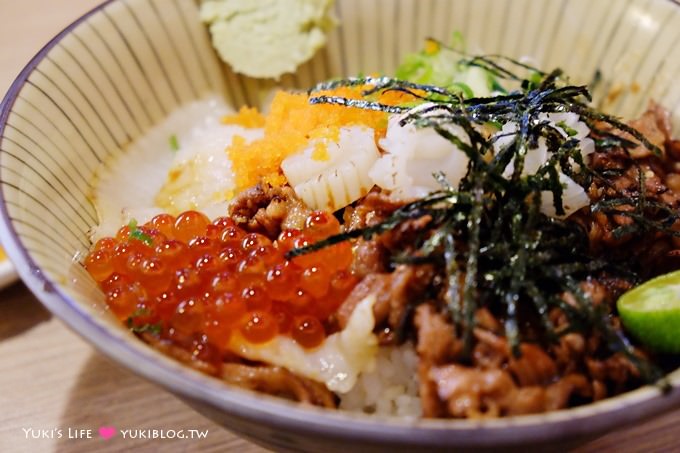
495 112 594 218
369 106 472 200
539 173 591 219
281 126 380 211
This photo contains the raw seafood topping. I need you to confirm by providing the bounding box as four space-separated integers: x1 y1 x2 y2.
85 210 356 354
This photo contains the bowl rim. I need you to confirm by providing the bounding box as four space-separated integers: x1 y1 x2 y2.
0 0 679 448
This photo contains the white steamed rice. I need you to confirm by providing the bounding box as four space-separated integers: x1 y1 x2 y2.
339 343 421 417
91 96 261 240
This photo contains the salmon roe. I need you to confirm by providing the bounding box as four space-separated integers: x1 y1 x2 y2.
84 210 357 352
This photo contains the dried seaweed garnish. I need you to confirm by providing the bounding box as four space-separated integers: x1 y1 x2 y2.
289 56 672 387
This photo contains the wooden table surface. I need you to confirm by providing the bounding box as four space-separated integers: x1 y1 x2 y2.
0 1 678 452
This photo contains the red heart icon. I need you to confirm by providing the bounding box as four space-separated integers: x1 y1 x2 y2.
98 426 117 440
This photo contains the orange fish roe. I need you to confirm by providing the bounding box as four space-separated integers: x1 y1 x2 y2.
227 87 417 192
83 210 357 357
221 105 266 128
311 141 330 161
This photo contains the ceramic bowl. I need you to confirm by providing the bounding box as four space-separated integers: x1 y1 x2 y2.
1 0 679 451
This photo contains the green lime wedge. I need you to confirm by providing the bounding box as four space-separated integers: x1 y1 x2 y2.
617 270 680 354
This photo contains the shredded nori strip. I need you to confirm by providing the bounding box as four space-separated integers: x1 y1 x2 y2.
288 53 672 388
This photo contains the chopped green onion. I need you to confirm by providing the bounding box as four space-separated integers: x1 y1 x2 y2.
127 218 153 246
556 120 578 137
449 30 465 52
126 308 161 335
448 82 474 99
169 134 180 152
